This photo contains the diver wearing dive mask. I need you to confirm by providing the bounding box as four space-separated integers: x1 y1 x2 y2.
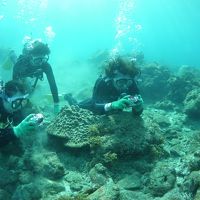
64 56 143 115
30 54 49 66
112 70 135 93
12 39 59 113
5 93 29 111
0 80 38 147
0 82 29 113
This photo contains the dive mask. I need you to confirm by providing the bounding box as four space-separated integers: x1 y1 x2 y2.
113 71 134 92
31 54 49 66
114 78 133 89
6 94 29 109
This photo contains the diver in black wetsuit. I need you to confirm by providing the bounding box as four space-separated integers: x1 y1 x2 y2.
12 39 59 112
65 56 143 115
0 80 37 147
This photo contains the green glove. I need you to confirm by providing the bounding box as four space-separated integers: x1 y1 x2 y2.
111 95 130 110
13 114 37 138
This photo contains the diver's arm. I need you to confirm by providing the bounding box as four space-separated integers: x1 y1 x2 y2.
94 80 143 115
78 99 108 114
75 78 107 114
43 63 59 103
92 78 111 114
93 102 108 114
12 55 27 80
0 128 17 147
12 61 20 80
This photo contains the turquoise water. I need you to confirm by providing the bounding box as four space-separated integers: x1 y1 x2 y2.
0 0 200 67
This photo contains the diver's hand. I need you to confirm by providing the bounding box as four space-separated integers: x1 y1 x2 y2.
132 95 143 109
13 114 37 137
132 95 144 115
111 95 131 110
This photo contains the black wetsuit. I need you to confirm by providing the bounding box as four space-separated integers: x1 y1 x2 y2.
13 55 59 103
78 76 141 114
0 98 20 147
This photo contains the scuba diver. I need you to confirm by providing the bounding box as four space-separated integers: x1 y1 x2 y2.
12 39 59 113
0 80 38 147
64 56 143 115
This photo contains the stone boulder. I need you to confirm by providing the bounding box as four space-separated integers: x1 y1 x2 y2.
147 163 176 197
184 88 200 119
89 163 111 187
120 190 153 200
12 183 42 200
117 171 142 191
140 63 171 101
0 167 18 188
88 179 120 200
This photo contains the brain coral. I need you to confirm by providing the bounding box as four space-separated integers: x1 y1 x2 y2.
47 105 162 156
46 105 100 148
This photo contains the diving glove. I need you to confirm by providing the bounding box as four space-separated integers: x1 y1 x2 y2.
111 95 131 110
13 114 37 138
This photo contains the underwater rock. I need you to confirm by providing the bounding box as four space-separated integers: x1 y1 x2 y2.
12 183 42 200
117 171 142 190
148 163 176 197
47 105 162 158
119 190 153 200
154 100 176 111
181 171 200 195
88 179 120 200
178 65 200 85
184 88 200 119
129 159 153 174
153 188 185 200
64 171 84 191
151 111 171 128
6 155 20 169
42 152 65 180
194 188 200 200
0 189 10 200
18 172 33 184
98 112 163 158
42 181 66 196
47 105 100 148
167 65 200 104
164 126 181 140
174 158 192 179
20 151 65 180
64 171 92 193
99 113 150 156
167 76 192 104
89 163 111 187
143 107 185 135
189 156 200 172
0 167 18 188
140 62 171 101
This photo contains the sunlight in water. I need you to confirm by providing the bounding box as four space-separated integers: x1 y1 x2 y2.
15 0 48 24
111 0 142 58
